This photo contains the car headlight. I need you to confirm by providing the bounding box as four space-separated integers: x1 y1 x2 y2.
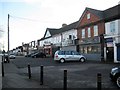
111 67 118 75
111 67 118 72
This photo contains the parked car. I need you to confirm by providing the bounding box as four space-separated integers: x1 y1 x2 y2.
54 50 86 63
9 54 16 59
25 52 36 57
31 52 46 58
2 53 10 63
110 66 120 88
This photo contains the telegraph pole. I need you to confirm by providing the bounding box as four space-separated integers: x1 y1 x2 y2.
8 14 10 62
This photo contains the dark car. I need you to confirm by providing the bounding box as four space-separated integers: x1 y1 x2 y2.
31 52 46 58
110 66 120 88
25 52 36 57
2 54 10 63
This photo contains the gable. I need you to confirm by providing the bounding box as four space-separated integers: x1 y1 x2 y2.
79 10 101 27
44 30 51 38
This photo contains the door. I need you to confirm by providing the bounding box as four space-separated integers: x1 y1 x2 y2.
117 46 120 61
71 51 80 61
65 51 73 61
106 47 114 62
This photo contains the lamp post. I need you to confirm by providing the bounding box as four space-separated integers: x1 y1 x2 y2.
8 14 10 63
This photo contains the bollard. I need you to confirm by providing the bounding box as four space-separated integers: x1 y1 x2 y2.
2 61 4 77
28 64 31 79
40 65 44 85
97 73 102 90
63 70 67 90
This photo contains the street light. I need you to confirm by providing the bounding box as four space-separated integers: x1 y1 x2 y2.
8 14 10 62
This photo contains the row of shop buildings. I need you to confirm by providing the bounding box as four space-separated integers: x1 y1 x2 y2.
21 4 120 63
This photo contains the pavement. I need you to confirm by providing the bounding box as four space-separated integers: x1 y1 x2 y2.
2 61 52 90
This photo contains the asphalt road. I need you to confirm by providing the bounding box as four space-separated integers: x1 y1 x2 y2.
10 56 120 89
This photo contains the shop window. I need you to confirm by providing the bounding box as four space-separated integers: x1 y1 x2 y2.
87 46 92 53
80 45 101 54
80 47 83 53
83 47 87 54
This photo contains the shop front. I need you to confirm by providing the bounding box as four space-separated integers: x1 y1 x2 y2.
104 38 114 62
79 36 102 61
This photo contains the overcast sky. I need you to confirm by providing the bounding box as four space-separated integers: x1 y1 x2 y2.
0 0 119 51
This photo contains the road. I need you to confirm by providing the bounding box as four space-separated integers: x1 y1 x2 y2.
6 56 120 89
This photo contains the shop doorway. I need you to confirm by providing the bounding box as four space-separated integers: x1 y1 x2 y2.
106 47 114 62
117 46 120 61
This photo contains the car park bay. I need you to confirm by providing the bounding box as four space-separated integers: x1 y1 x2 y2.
5 56 119 89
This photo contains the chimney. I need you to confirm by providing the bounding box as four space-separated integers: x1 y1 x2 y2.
62 23 67 27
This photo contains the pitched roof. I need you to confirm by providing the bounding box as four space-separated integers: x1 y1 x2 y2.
46 28 59 36
59 21 79 32
42 21 79 39
86 7 104 19
103 4 120 22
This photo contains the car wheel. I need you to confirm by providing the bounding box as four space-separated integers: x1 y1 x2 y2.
116 76 120 88
60 58 65 63
80 58 85 62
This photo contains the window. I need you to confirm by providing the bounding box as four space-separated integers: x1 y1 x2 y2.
88 27 91 37
58 51 65 55
110 22 115 33
72 51 80 55
82 29 85 38
65 51 71 55
94 25 98 36
87 13 90 19
69 35 72 39
80 45 101 54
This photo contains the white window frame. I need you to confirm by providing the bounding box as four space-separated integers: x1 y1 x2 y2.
88 27 91 37
82 29 85 38
110 22 115 33
87 13 90 19
94 25 98 36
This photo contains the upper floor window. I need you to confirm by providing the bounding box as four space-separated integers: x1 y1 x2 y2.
88 27 91 37
82 29 85 38
87 13 90 19
94 25 98 36
110 22 115 33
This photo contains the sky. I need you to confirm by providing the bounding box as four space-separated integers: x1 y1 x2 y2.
0 0 120 51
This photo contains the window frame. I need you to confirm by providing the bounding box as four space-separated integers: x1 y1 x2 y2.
88 27 91 37
82 29 85 38
110 22 115 33
87 13 90 19
94 25 98 36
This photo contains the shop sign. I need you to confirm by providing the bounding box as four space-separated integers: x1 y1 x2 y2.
105 38 113 43
107 42 114 47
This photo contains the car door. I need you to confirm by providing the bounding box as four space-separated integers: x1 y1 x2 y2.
72 51 80 61
65 51 73 61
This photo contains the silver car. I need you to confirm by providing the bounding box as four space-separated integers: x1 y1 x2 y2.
54 50 86 63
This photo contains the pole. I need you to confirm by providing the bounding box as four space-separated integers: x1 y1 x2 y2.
97 73 102 90
63 70 67 90
8 14 10 63
40 65 44 85
2 61 4 77
28 64 31 79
